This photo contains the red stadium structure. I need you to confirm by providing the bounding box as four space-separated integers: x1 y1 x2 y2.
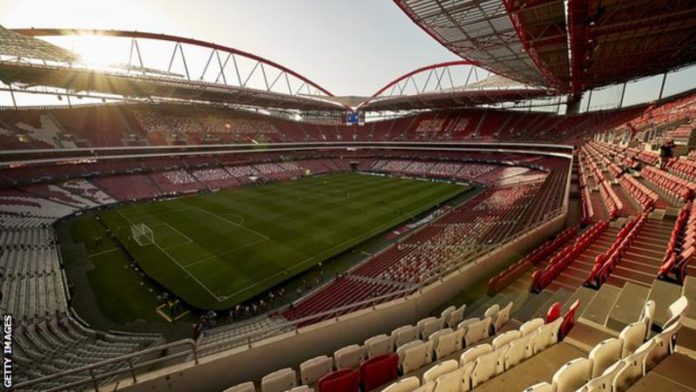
1 1 696 391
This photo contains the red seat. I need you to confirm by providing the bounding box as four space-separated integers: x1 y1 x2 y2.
318 369 360 392
546 302 562 324
360 354 398 391
560 299 580 340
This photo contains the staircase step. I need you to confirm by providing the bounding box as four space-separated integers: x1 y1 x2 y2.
606 282 651 333
647 279 684 330
580 284 623 327
563 286 598 315
514 291 553 322
611 266 656 285
532 288 572 319
684 276 696 322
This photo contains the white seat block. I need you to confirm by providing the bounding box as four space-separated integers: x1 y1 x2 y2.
459 343 493 367
431 328 463 360
261 368 296 392
619 322 647 358
504 335 531 369
402 340 434 374
614 339 657 390
334 344 363 369
578 360 626 392
588 338 622 377
639 300 655 339
493 302 513 333
392 324 420 350
365 333 391 358
464 317 491 347
447 304 466 328
552 357 592 392
423 359 458 383
470 350 499 388
383 376 420 392
299 355 333 386
519 318 544 336
418 317 443 340
224 381 255 392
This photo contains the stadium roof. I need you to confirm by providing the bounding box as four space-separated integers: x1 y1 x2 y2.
0 25 78 63
395 0 696 95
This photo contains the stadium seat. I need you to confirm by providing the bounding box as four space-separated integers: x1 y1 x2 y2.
261 368 296 392
463 317 491 347
578 360 627 392
492 330 521 373
430 328 463 360
519 318 544 336
492 302 512 333
333 344 363 369
417 317 443 340
391 325 419 350
638 300 655 339
552 357 592 392
382 376 420 392
528 318 562 355
224 381 255 392
614 339 657 390
459 343 493 367
470 350 499 388
446 304 466 328
365 334 391 359
483 304 500 323
619 322 647 358
317 369 359 392
360 353 398 391
300 355 333 386
523 382 553 392
400 340 434 374
664 295 688 329
422 359 458 383
504 334 531 369
546 302 562 324
588 338 623 377
649 320 681 368
457 317 479 336
440 306 456 322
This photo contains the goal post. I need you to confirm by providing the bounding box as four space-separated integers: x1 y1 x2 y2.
131 223 154 246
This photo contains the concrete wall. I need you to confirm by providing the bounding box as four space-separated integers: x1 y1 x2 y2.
111 212 566 392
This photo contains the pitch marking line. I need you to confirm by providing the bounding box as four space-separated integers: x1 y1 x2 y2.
150 223 194 249
88 248 119 257
116 210 225 302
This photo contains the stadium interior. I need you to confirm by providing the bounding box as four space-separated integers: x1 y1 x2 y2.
1 1 696 391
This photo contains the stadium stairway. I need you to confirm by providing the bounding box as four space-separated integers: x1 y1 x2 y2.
547 225 621 292
606 218 674 287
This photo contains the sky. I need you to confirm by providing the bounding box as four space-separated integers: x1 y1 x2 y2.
0 0 459 96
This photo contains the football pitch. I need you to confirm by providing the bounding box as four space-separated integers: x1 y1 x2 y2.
98 173 471 309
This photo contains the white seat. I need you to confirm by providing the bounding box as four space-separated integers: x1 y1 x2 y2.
464 317 491 347
639 300 655 339
493 302 513 333
392 325 420 350
492 330 521 373
519 318 544 336
365 334 391 358
413 381 435 392
423 359 458 383
470 350 499 388
418 317 443 340
484 303 500 320
663 296 688 329
397 340 424 365
333 344 363 369
286 387 313 392
224 381 255 392
459 343 493 367
504 335 531 369
649 320 681 369
401 340 434 374
619 322 647 358
614 339 657 391
522 382 554 392
552 357 592 392
383 376 420 392
433 366 470 392
261 368 296 392
431 328 463 360
447 304 466 328
578 360 626 392
299 355 333 386
528 318 562 355
441 305 456 321
588 338 623 377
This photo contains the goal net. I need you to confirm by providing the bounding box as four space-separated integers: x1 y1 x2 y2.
131 223 154 246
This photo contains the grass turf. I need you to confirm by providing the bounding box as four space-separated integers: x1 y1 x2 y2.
93 173 470 310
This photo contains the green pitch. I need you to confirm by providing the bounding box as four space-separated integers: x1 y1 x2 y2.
98 173 470 310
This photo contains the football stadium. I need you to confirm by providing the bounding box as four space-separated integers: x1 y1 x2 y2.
0 1 695 391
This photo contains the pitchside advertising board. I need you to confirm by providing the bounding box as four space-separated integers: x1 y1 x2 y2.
2 313 11 389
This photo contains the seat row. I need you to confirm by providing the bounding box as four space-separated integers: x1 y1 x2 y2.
618 174 657 211
524 296 688 392
530 222 608 293
641 165 696 202
382 301 580 392
586 214 646 288
658 201 696 283
488 226 578 295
